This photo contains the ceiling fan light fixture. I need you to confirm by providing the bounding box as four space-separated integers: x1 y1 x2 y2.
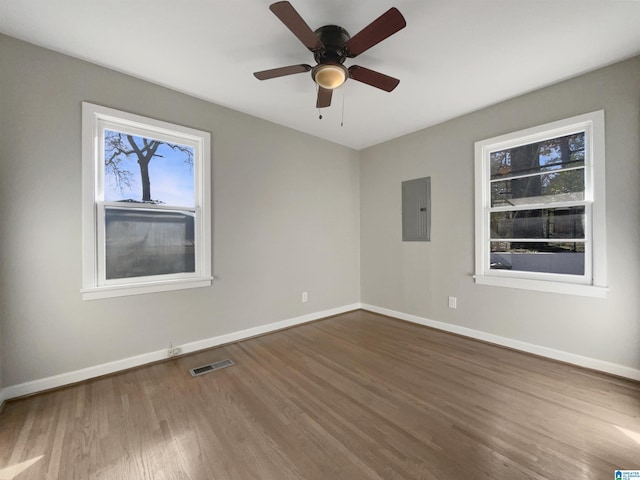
312 64 348 89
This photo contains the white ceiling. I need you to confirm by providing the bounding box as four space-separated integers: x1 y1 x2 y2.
1 1 640 150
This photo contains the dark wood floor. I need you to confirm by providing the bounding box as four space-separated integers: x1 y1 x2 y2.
1 309 639 479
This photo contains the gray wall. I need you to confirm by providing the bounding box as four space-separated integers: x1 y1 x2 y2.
360 56 640 370
0 319 3 390
1 32 638 391
0 35 361 387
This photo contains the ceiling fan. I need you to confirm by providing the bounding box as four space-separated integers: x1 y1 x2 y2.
254 1 406 109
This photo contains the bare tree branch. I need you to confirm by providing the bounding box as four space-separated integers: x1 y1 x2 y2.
104 131 135 193
104 130 194 202
166 143 194 166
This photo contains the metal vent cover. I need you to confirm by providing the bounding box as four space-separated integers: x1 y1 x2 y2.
189 358 235 377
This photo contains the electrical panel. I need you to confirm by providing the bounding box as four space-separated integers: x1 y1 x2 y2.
402 176 431 241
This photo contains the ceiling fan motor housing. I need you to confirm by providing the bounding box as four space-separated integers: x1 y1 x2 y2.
313 25 351 64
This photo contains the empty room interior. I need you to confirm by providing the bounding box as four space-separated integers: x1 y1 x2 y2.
1 1 640 479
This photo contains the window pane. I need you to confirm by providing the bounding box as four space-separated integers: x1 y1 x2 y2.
490 241 585 275
491 207 585 240
103 130 194 207
490 132 585 180
105 208 195 279
491 168 584 207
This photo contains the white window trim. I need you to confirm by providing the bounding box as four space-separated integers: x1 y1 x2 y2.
474 110 607 298
82 102 212 300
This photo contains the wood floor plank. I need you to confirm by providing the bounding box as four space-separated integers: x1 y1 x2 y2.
1 309 639 479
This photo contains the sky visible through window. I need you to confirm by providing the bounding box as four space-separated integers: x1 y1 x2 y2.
104 130 195 207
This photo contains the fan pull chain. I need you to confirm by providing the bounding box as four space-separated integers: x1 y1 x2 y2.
341 94 345 127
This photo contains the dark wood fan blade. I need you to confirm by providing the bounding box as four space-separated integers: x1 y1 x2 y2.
270 1 323 52
348 65 400 92
344 7 406 57
254 64 312 80
316 87 333 108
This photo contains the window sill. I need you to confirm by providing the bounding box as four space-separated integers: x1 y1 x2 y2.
82 277 213 300
474 275 608 298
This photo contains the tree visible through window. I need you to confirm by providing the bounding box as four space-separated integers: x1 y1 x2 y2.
82 103 211 299
104 131 194 204
474 111 607 297
489 132 586 275
103 130 197 280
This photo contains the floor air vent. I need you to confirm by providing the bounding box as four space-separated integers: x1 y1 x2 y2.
189 359 235 377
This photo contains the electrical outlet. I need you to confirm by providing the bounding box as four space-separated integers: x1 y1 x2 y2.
167 342 180 357
448 296 457 309
302 291 308 303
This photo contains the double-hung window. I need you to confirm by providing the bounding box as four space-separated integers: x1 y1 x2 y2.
474 111 607 297
82 103 211 299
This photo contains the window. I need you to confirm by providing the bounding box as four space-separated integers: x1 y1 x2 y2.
474 111 607 297
82 103 211 299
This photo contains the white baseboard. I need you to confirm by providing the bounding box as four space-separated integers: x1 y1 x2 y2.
361 304 640 382
1 303 360 402
0 387 8 412
4 302 637 403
